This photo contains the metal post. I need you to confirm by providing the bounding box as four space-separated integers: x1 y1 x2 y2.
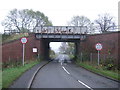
22 44 25 66
38 54 40 59
98 50 100 65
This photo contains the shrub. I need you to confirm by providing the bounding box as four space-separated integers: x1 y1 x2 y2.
101 57 116 70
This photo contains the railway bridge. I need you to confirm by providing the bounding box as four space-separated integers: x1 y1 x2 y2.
34 26 87 60
2 26 119 65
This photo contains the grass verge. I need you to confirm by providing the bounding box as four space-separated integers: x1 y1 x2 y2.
2 60 40 88
76 61 120 81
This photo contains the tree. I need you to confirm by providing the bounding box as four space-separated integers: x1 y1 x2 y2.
49 48 56 58
59 42 75 54
2 9 52 33
59 42 68 54
66 42 75 54
95 13 116 33
68 16 94 34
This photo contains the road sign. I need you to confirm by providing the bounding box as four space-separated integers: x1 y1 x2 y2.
33 48 37 52
20 37 28 66
95 43 103 66
95 43 102 51
21 37 28 44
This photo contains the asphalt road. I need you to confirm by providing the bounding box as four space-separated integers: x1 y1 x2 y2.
31 61 119 89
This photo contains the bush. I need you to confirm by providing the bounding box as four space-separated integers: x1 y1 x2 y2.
101 57 116 70
2 60 22 70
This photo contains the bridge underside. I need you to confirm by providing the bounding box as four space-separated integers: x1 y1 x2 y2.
36 33 83 60
35 33 86 40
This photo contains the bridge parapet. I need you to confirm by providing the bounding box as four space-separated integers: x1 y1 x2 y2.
35 26 87 40
35 26 87 34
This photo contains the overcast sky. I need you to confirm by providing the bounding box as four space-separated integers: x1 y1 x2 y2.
0 0 119 51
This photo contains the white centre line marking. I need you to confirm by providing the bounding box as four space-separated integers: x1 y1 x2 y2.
78 80 93 90
62 66 70 75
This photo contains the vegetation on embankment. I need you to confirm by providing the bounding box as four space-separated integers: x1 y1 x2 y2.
2 59 40 88
2 33 29 44
76 60 120 81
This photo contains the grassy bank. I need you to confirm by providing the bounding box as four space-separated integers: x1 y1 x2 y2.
76 61 120 81
2 33 28 43
2 60 40 88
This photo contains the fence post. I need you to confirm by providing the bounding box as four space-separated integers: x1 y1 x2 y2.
81 52 82 62
9 56 11 62
38 54 40 59
90 53 92 63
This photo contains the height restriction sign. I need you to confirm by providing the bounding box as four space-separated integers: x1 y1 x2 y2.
20 37 28 44
95 43 102 51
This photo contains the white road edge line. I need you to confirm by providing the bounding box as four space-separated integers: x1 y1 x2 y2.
78 80 93 90
62 66 70 75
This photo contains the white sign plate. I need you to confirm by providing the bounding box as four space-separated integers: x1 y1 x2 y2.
33 48 37 52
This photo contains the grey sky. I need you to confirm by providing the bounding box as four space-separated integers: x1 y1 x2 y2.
0 0 119 51
0 0 119 32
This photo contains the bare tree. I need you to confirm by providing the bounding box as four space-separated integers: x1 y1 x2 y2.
59 42 68 53
2 9 52 33
70 16 90 26
68 16 94 34
95 13 116 33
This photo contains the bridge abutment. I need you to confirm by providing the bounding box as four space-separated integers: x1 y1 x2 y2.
39 39 50 60
74 42 81 60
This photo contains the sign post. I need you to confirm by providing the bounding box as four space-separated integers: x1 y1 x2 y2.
95 43 102 66
22 44 25 66
21 37 28 66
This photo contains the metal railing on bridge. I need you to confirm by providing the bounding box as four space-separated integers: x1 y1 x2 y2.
35 26 87 39
4 26 87 34
35 26 87 34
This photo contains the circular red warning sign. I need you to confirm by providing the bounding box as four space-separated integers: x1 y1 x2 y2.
95 43 102 51
20 37 28 44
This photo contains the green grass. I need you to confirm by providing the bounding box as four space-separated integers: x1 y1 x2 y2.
2 33 29 43
76 61 120 81
2 60 40 88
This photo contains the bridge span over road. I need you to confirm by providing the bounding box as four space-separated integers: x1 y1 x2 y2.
2 26 89 63
34 26 87 60
2 27 119 89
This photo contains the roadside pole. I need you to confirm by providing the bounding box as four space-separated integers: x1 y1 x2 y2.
22 44 25 66
98 50 100 66
21 37 28 66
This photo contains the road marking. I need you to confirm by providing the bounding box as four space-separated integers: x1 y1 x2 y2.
77 80 93 90
62 66 70 75
62 65 93 90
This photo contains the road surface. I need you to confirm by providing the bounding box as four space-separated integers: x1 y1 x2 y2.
31 58 119 89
